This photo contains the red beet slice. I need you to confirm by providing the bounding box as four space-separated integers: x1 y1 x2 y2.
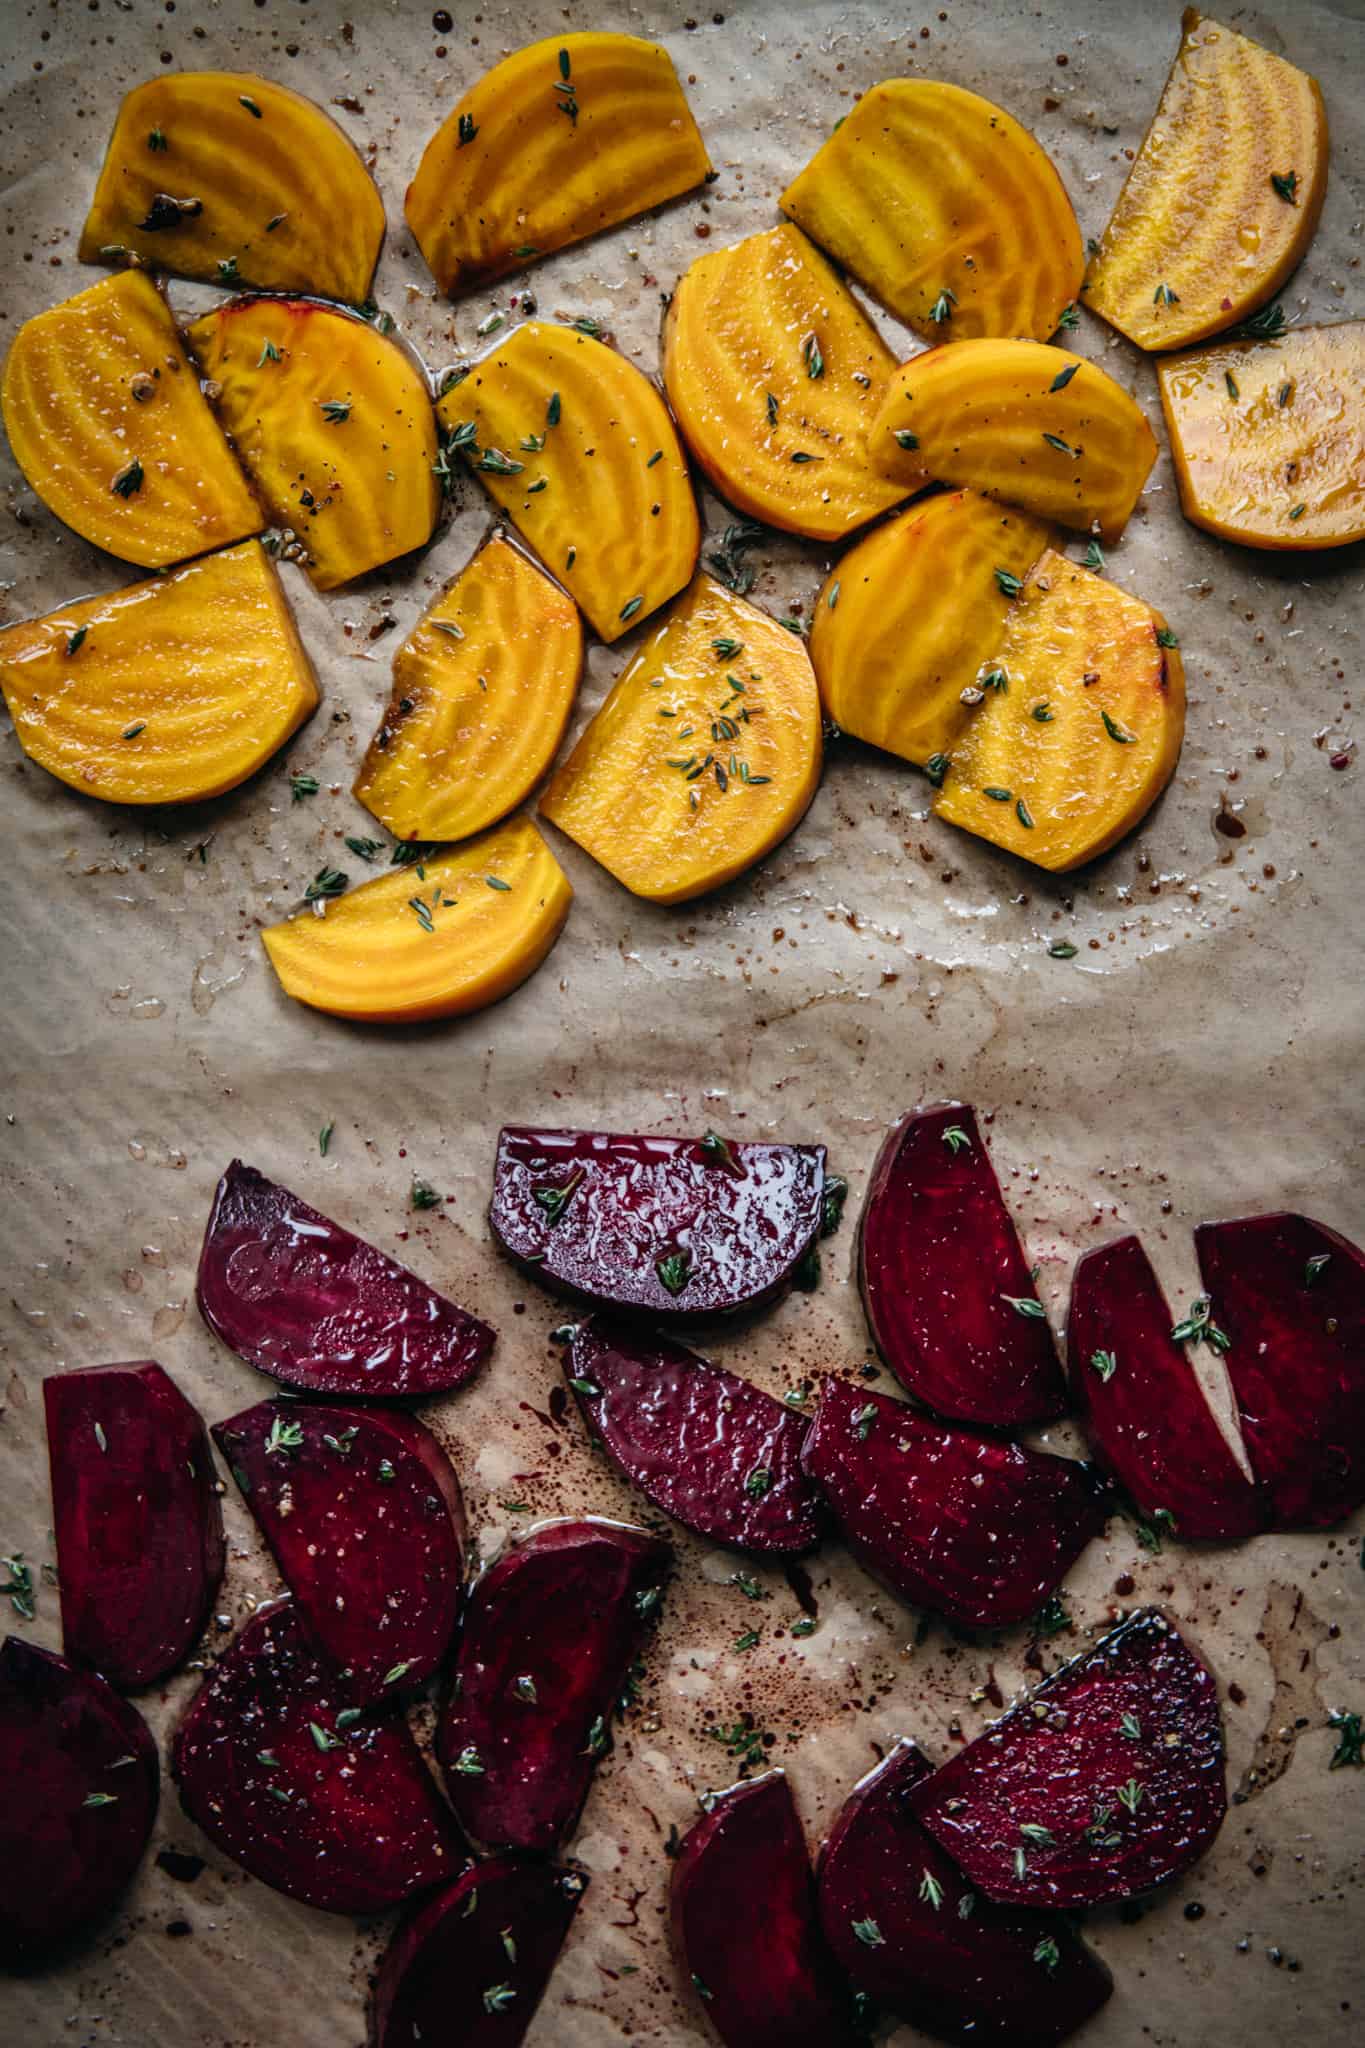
858 1105 1066 1426
1196 1212 1365 1530
213 1399 465 1706
817 1739 1112 2048
801 1380 1106 1629
43 1360 226 1688
563 1318 825 1553
1067 1236 1265 1541
912 1609 1225 1907
171 1600 459 1915
197 1159 495 1397
489 1126 827 1319
371 1857 587 2048
437 1517 667 1852
0 1636 159 1965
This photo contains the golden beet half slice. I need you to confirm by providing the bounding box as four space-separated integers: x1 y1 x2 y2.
437 321 698 643
0 541 317 807
354 535 583 843
79 71 385 304
261 816 572 1023
1 270 261 570
781 79 1083 344
186 296 439 590
406 33 711 296
540 573 822 904
1158 322 1365 551
934 549 1185 872
871 338 1157 544
1085 11 1328 352
662 224 917 543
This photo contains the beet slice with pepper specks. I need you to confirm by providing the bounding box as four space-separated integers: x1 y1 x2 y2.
802 1380 1107 1629
912 1609 1226 1908
44 1360 226 1688
196 1159 495 1397
858 1105 1067 1426
437 1517 667 1852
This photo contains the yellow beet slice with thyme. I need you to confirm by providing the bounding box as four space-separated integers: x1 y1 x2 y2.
1085 11 1327 353
0 541 317 807
406 33 711 296
781 80 1083 344
261 817 572 1024
79 71 385 304
933 549 1185 872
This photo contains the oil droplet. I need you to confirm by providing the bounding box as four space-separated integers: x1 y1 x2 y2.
131 997 165 1022
152 1301 186 1339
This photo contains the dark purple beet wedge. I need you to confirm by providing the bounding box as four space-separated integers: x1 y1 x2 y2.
1196 1212 1365 1530
437 1518 667 1852
1067 1237 1265 1541
801 1380 1106 1629
562 1319 825 1553
489 1126 827 1320
43 1360 226 1688
0 1636 159 1966
172 1600 459 1915
818 1739 1112 2047
671 1771 857 2046
213 1400 465 1706
859 1105 1067 1427
197 1159 495 1397
912 1609 1226 1908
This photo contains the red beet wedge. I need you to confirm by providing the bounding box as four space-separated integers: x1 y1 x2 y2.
489 1126 827 1319
437 1518 667 1852
859 1105 1066 1427
801 1380 1106 1629
43 1361 226 1688
197 1159 495 1397
0 1637 159 1966
562 1319 825 1553
213 1400 465 1706
172 1600 459 1915
912 1609 1225 1908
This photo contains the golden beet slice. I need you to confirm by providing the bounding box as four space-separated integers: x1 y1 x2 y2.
871 339 1157 544
1 271 260 570
186 297 439 590
1085 11 1327 352
354 536 583 843
540 573 821 904
79 71 385 304
437 321 698 642
1158 322 1365 551
933 549 1185 872
781 80 1083 344
662 224 916 543
406 33 711 296
0 541 317 807
261 816 571 1023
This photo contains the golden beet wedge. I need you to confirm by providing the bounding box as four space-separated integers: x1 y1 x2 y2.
871 339 1157 544
662 224 917 543
1 271 261 569
809 490 1052 769
1158 322 1365 551
0 541 317 807
186 297 439 590
1085 11 1328 352
79 71 385 304
933 549 1185 872
438 321 698 643
540 573 822 904
406 33 711 296
261 816 572 1024
781 80 1083 344
354 536 583 843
